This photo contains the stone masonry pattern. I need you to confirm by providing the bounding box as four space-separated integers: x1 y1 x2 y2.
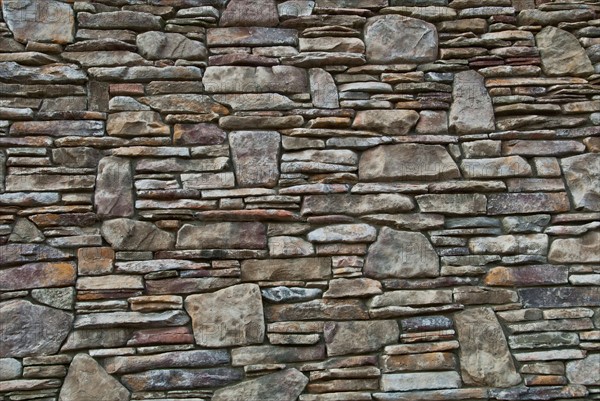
0 0 599 400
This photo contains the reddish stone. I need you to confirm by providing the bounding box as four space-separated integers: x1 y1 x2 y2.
109 83 144 96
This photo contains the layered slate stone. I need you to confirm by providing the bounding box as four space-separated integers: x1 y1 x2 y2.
212 368 308 401
0 262 76 291
302 194 414 215
229 131 280 187
78 11 162 31
352 110 420 136
309 68 339 109
242 258 331 281
364 15 438 63
95 157 134 218
520 287 600 308
2 0 74 44
173 123 226 145
203 66 307 93
549 231 600 263
561 153 600 211
364 227 439 279
324 320 399 356
0 299 73 357
449 70 495 135
0 62 86 83
262 287 323 303
455 307 521 387
107 111 170 137
185 284 265 347
0 244 70 266
136 32 207 60
101 218 175 251
219 0 279 27
359 144 460 181
104 350 230 374
60 354 130 401
536 26 594 77
176 222 267 249
121 368 243 391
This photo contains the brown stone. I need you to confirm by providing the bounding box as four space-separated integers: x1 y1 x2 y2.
174 123 226 145
176 222 266 249
324 320 399 356
0 262 76 291
242 257 331 281
95 156 134 218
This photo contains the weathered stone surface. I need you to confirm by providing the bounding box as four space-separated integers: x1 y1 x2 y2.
232 344 326 365
203 66 307 93
0 62 86 83
140 94 228 114
549 231 600 263
137 31 206 60
359 144 460 181
449 70 495 134
262 287 323 303
352 110 419 136
265 299 369 321
309 68 339 109
101 218 175 251
324 278 383 298
561 154 600 211
0 299 73 357
364 227 439 279
308 224 377 243
461 156 531 178
269 236 314 257
10 120 104 136
324 320 398 356
242 258 331 281
74 310 189 329
0 244 69 266
302 194 414 215
364 15 438 63
220 0 279 27
9 218 44 243
369 290 452 308
212 368 308 401
59 354 130 401
95 157 134 218
382 352 456 372
487 193 570 215
207 27 298 47
185 284 265 347
0 262 76 291
107 111 170 137
455 307 521 387
484 265 568 286
78 11 162 31
174 123 226 145
31 287 74 310
381 372 461 392
121 368 243 391
104 350 229 374
0 358 22 381
177 222 266 249
416 194 487 215
229 131 280 187
61 329 129 351
536 26 593 77
566 354 600 385
2 0 74 44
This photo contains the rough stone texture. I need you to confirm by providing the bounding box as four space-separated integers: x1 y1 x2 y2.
220 0 279 27
185 284 265 347
101 218 175 251
177 222 266 249
229 131 281 187
455 307 521 387
309 68 339 109
364 227 439 279
212 368 308 401
324 320 399 356
352 110 419 136
94 156 134 218
561 154 600 211
2 0 74 44
549 231 600 263
0 299 73 357
450 70 495 134
566 354 600 385
137 32 207 60
364 15 438 63
536 26 594 77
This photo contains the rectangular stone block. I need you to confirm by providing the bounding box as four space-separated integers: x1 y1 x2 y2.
176 222 267 249
242 258 331 281
487 193 570 214
381 372 461 392
520 287 600 308
207 27 298 47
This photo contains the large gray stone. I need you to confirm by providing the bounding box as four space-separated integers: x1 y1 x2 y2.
136 31 207 60
359 144 460 181
549 231 600 263
59 354 130 401
203 66 307 93
566 354 600 385
0 62 86 83
212 368 308 401
101 218 175 251
309 68 339 109
2 0 74 44
229 131 280 187
261 287 323 303
449 70 495 135
9 217 44 243
352 110 419 136
536 26 594 77
31 287 74 310
561 153 600 211
302 194 414 215
324 320 399 356
0 358 22 380
455 307 521 387
364 227 439 279
185 284 265 347
95 157 134 218
177 222 266 249
0 299 73 357
364 15 438 63
78 11 162 31
220 0 279 27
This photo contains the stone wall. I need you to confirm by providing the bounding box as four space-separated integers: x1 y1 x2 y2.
0 0 599 400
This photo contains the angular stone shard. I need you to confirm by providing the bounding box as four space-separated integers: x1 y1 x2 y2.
176 222 266 249
449 70 495 135
212 368 308 401
185 284 265 347
364 227 439 279
220 0 279 27
359 144 460 181
203 66 307 93
229 131 280 187
324 320 398 356
536 26 594 77
2 0 74 44
352 110 419 136
95 157 134 218
309 68 339 109
549 231 600 263
364 15 438 63
0 299 73 357
561 154 600 211
455 307 521 387
101 218 175 251
59 354 130 401
136 31 207 60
